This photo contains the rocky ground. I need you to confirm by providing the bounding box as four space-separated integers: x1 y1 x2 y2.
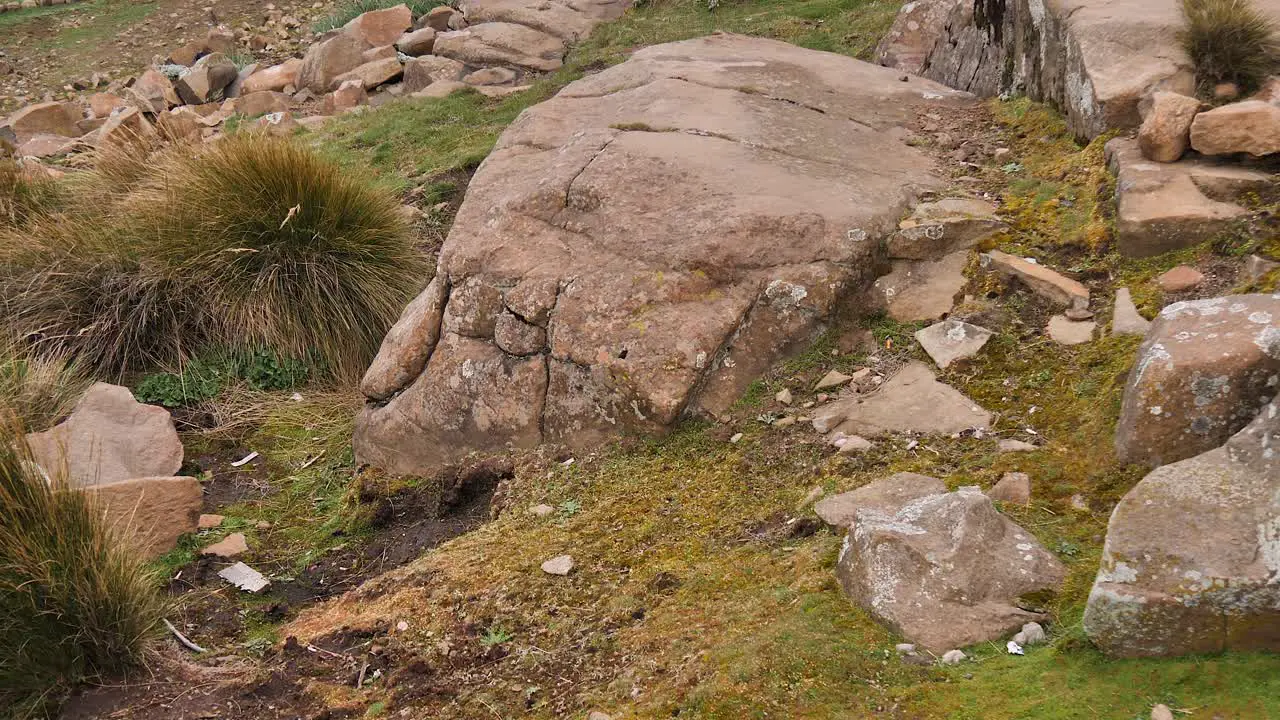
3 0 1279 718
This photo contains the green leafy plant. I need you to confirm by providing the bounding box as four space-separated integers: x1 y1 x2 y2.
1180 0 1280 94
134 349 312 408
558 499 582 517
481 625 514 646
0 427 168 716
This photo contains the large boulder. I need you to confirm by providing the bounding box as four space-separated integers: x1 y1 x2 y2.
8 101 81 143
1084 397 1280 657
834 478 1067 652
432 22 568 72
1115 294 1280 468
299 33 371 93
458 0 632 41
355 34 973 475
26 383 184 486
241 59 302 94
343 4 413 47
1106 138 1270 257
913 0 1201 138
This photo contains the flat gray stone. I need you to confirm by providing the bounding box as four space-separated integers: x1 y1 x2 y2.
915 318 993 368
811 361 991 438
1110 287 1150 336
1047 315 1095 345
541 554 574 575
814 472 947 529
872 250 968 322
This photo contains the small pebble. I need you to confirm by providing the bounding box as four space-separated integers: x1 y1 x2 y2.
940 649 966 665
1151 704 1174 720
895 643 916 654
1020 621 1047 645
730 432 743 444
775 388 793 405
530 503 555 518
541 554 574 576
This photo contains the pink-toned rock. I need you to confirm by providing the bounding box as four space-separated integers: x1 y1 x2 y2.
198 513 225 529
97 106 155 148
332 56 403 90
396 27 436 55
85 476 202 557
432 22 566 72
9 101 80 142
403 55 466 92
1156 265 1204 292
130 69 181 113
254 111 300 137
988 471 1031 504
354 35 974 475
343 4 412 47
1115 294 1280 468
362 45 399 62
874 0 965 74
1138 91 1202 162
175 53 238 105
419 4 457 31
983 250 1089 307
236 91 292 117
241 59 302 94
458 0 630 41
17 134 76 158
201 532 249 558
26 383 183 486
463 66 517 86
88 92 126 119
298 33 370 93
322 79 369 114
410 80 469 99
155 106 203 143
1190 100 1280 156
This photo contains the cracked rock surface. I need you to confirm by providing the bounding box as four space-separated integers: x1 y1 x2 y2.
355 33 973 475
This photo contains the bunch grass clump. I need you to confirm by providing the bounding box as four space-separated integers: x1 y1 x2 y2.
0 428 167 717
1180 0 1280 94
0 342 91 432
1 136 423 379
0 156 62 228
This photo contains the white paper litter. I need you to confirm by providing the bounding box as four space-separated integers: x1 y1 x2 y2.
218 562 270 593
1006 641 1024 655
230 451 259 467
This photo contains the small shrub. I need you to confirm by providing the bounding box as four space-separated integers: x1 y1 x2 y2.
0 344 91 432
134 349 311 408
1180 0 1280 94
0 428 167 716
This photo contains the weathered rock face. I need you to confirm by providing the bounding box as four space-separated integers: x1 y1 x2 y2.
403 55 467 91
915 0 1198 138
810 360 992 438
1084 397 1280 657
175 53 239 105
355 34 973 475
8 101 81 142
1107 138 1270 257
344 4 414 47
1115 294 1280 468
241 59 302 94
26 383 184 486
835 479 1067 653
432 22 568 72
299 33 371 93
875 0 966 74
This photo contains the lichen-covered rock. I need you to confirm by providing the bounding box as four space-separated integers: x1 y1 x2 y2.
355 34 974 475
1115 294 1280 468
1084 397 1280 657
459 0 632 41
835 480 1067 653
874 0 966 74
811 361 992 438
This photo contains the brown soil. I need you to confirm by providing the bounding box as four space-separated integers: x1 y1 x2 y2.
0 0 334 113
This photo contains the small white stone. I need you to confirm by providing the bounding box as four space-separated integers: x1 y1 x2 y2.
1006 640 1024 655
1151 704 1175 720
998 439 1037 452
815 369 853 390
776 388 793 405
1020 621 1047 645
541 554 574 576
940 649 966 665
895 643 916 654
730 432 744 444
529 503 554 518
837 435 873 453
396 620 410 632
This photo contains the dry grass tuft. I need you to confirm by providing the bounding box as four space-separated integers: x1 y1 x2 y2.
0 427 168 717
1180 0 1280 94
0 341 92 432
0 136 424 379
0 157 62 228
